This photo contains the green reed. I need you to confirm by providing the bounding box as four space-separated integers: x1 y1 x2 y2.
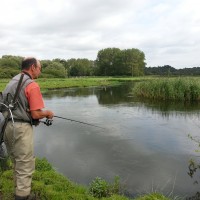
133 77 200 101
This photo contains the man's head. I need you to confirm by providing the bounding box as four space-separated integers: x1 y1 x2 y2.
21 57 41 79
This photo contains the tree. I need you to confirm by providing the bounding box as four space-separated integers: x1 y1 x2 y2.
96 48 146 76
43 62 67 78
96 48 121 76
40 60 52 69
145 65 177 76
68 59 94 76
52 58 68 69
0 55 22 78
122 49 146 76
0 55 23 69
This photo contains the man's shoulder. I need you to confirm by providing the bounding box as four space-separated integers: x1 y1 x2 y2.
26 81 40 90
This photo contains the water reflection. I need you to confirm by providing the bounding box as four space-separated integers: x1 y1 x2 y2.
186 136 200 200
36 83 200 198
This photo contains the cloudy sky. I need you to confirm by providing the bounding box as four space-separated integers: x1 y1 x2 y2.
0 0 200 68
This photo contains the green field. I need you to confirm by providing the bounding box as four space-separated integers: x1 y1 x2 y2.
0 77 151 92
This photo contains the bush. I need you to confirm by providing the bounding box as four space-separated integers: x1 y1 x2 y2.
35 157 53 171
89 176 120 198
0 68 19 78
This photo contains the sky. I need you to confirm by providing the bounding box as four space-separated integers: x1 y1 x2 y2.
0 0 200 69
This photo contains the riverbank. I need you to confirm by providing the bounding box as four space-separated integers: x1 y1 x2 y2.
0 157 173 200
0 77 183 199
0 76 152 92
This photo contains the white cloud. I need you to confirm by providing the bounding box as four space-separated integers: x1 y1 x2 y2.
0 0 200 68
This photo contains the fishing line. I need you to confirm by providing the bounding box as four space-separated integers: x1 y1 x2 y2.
54 115 105 129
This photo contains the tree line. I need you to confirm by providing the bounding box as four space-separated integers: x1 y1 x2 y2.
0 48 145 78
0 50 199 78
145 65 200 76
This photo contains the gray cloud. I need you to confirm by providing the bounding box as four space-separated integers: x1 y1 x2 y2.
0 0 200 68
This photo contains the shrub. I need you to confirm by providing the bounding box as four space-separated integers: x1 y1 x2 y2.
89 176 120 198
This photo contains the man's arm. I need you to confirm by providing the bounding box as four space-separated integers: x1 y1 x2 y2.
31 109 54 119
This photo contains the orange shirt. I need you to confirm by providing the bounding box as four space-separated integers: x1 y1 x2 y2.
25 82 44 111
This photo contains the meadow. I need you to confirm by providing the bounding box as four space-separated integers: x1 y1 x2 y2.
0 76 151 92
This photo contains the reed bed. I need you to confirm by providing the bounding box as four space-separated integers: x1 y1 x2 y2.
133 77 200 101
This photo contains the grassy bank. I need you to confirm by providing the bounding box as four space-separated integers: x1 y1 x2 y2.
0 76 152 92
0 158 173 200
133 77 200 101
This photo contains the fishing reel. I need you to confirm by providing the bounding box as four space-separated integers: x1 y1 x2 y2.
43 119 53 126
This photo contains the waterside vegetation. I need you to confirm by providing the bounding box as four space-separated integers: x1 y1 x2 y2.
0 76 152 92
133 77 200 102
0 157 173 200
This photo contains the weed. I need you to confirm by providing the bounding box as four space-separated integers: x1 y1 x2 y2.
89 176 121 198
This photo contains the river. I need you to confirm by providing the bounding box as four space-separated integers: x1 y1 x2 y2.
34 83 200 198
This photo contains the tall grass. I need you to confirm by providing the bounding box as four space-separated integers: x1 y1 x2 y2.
133 78 200 101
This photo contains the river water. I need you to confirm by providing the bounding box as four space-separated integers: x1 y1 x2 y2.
34 83 200 198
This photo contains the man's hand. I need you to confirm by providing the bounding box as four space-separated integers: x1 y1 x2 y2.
46 110 54 119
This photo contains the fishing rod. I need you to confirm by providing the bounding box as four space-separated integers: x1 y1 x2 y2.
54 115 104 129
41 115 105 129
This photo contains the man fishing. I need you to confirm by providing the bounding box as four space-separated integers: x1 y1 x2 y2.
1 57 54 200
